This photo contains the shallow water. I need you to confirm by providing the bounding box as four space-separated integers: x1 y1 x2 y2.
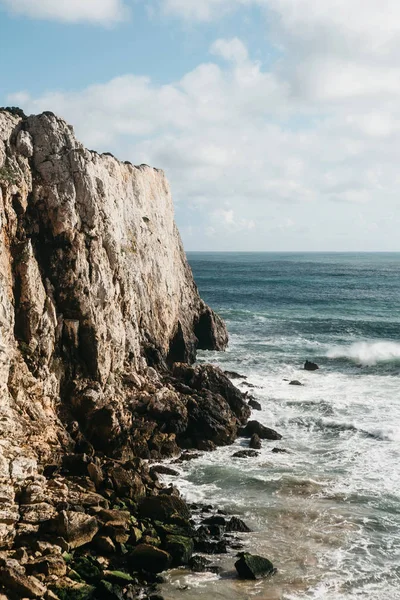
162 253 400 600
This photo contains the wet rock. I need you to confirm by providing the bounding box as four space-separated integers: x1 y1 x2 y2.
249 433 262 449
184 392 239 447
188 555 213 572
235 552 276 580
304 360 319 371
239 420 282 441
248 399 262 411
194 539 228 554
289 380 303 386
129 544 172 573
202 515 226 527
172 363 250 424
164 535 194 565
226 517 251 533
272 447 290 454
232 450 259 458
172 452 201 463
153 520 195 539
138 494 190 523
150 465 180 478
224 371 247 380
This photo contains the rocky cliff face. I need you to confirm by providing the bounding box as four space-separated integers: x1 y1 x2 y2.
0 107 250 579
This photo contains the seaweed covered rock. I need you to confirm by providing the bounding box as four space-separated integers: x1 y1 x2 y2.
138 495 190 522
164 535 194 565
129 544 172 573
235 552 276 579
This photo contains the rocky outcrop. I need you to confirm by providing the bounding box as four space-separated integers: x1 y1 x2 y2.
0 108 251 598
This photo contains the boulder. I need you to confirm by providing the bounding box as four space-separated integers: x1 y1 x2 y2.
189 555 213 572
138 495 190 522
239 421 282 441
289 380 303 386
184 392 238 447
26 555 67 577
50 580 96 600
173 451 201 463
72 555 102 582
150 465 180 478
0 565 47 598
129 544 172 573
272 447 290 454
93 536 116 554
202 515 226 527
173 364 250 423
226 517 251 533
235 552 276 579
232 450 259 458
52 511 99 549
153 520 195 539
109 465 146 499
248 399 262 411
164 535 194 565
224 371 247 380
249 434 262 449
304 360 319 371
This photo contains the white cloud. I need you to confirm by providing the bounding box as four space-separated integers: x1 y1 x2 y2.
0 0 129 25
210 38 249 64
160 0 250 21
9 20 400 250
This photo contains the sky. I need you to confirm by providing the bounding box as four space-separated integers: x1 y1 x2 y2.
1 0 400 251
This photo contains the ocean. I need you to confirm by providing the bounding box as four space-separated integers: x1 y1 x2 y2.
162 252 400 600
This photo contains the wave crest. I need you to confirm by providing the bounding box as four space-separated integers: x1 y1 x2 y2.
327 341 400 366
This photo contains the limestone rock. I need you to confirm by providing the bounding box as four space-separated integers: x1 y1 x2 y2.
52 511 99 549
0 564 47 598
0 108 236 565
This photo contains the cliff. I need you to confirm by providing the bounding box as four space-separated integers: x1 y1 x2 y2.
0 108 250 598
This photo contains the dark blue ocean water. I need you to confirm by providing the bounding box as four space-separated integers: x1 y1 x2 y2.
162 253 400 600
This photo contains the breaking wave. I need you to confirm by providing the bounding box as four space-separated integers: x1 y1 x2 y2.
327 341 400 366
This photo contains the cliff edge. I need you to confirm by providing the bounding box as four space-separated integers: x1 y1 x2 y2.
0 107 250 593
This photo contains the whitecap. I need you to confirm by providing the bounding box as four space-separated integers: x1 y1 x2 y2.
326 341 400 366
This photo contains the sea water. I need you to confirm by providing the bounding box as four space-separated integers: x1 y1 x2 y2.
161 253 400 600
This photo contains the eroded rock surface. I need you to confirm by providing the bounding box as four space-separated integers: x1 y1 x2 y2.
0 108 251 598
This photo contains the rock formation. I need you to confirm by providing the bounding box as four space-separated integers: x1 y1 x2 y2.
0 108 251 598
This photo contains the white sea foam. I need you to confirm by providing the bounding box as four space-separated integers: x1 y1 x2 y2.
326 341 400 366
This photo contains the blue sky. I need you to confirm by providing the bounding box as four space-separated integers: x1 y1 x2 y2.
1 0 400 251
